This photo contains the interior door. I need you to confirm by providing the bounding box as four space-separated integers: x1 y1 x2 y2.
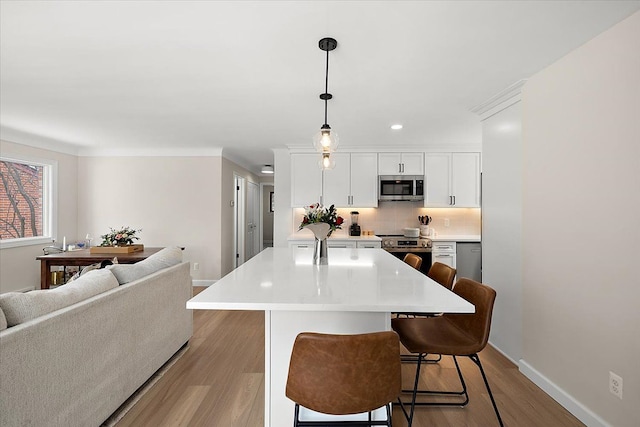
246 181 260 260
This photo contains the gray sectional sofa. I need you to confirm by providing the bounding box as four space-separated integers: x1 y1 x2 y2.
0 246 193 427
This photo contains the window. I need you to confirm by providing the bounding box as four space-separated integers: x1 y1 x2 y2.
0 155 56 248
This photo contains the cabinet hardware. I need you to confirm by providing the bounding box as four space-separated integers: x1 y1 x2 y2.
453 195 456 205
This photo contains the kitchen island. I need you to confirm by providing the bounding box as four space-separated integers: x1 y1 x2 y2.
187 247 474 426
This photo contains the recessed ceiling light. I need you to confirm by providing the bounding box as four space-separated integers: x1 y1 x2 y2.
390 124 403 130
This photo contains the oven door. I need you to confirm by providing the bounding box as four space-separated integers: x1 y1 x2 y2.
384 249 432 275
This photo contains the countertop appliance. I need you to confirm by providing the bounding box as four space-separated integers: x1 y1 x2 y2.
349 211 361 236
379 234 432 275
378 175 424 201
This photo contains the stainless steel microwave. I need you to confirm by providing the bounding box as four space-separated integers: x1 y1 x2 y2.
378 175 424 201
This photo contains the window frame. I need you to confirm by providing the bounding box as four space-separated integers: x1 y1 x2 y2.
0 154 58 249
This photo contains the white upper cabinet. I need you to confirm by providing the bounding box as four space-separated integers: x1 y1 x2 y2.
378 153 424 175
291 153 322 207
323 152 378 208
425 153 480 208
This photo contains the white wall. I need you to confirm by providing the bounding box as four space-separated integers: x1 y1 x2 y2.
77 156 223 280
481 100 523 362
521 11 639 427
0 140 78 293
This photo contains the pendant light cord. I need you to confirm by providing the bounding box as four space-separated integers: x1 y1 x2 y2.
324 49 330 126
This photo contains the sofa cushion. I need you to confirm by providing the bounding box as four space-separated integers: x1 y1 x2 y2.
0 306 7 331
0 269 118 327
107 246 183 285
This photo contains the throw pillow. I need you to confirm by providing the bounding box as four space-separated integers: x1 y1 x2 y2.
107 246 182 285
0 269 118 327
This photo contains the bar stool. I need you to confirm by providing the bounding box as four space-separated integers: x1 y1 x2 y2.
286 331 402 426
402 253 423 271
392 278 504 427
427 262 456 290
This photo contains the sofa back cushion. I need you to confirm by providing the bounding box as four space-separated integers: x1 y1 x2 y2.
107 246 183 285
0 269 118 327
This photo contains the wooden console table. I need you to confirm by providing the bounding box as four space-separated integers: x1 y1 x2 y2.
36 247 163 289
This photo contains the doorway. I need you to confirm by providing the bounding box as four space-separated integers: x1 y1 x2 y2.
233 175 245 268
246 181 260 260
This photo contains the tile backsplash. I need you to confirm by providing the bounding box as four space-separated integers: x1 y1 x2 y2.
293 202 481 237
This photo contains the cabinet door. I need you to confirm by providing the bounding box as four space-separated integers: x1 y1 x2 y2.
451 153 480 207
288 241 314 249
350 153 378 207
432 253 456 268
291 154 322 207
327 240 357 248
401 153 424 175
377 153 403 175
322 153 351 207
424 153 452 207
356 241 381 248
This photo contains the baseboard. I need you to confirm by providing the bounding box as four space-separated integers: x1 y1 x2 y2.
487 340 519 365
519 360 610 427
192 279 216 287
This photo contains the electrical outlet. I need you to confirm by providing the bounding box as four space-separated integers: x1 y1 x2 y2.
193 262 200 271
444 218 450 227
609 371 623 399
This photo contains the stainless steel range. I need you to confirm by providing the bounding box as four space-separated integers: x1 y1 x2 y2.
379 235 433 275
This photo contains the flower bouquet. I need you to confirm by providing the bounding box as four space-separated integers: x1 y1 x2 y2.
299 203 344 237
99 226 142 247
90 226 143 253
298 203 343 265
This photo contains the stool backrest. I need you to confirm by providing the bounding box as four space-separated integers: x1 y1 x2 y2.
286 331 401 415
427 262 456 290
446 278 496 353
403 253 423 271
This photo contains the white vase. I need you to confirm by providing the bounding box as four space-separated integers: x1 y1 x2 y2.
303 223 330 265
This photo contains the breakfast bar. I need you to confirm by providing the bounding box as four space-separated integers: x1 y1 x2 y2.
187 247 474 426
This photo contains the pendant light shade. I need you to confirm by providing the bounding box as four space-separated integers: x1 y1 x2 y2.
313 124 339 153
314 37 339 154
319 152 336 170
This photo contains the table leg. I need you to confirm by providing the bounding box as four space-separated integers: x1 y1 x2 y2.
40 261 50 289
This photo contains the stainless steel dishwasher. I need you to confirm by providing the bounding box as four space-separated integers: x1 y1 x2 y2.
456 242 482 282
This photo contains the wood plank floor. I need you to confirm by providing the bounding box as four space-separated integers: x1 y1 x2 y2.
114 287 585 426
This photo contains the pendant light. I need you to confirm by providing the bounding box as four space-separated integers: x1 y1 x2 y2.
313 37 339 156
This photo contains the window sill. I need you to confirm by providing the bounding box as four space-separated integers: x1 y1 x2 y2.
0 237 54 250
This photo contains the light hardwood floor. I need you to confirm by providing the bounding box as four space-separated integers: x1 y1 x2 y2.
114 287 585 426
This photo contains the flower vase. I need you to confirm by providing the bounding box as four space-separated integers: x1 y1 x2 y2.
304 223 330 265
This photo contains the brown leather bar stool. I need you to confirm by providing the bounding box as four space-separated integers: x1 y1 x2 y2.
286 331 402 426
402 253 423 270
427 262 456 290
398 260 454 366
392 278 504 427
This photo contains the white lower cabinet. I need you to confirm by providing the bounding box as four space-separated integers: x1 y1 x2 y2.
356 241 382 249
288 239 380 249
431 241 456 268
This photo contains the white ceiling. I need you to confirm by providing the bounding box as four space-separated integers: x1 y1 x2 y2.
2 1 639 175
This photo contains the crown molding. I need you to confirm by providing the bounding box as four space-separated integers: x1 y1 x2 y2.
471 79 527 121
0 126 80 156
76 146 224 157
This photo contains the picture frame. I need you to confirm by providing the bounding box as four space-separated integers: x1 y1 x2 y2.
269 192 274 212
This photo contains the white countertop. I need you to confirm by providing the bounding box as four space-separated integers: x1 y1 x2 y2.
187 248 474 314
